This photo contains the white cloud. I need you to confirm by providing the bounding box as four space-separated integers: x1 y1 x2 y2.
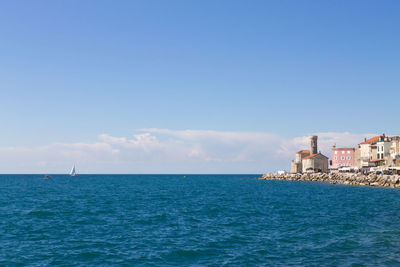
0 129 377 174
98 134 127 144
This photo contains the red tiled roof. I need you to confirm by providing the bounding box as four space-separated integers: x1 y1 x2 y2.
297 150 310 154
304 153 319 159
360 136 380 144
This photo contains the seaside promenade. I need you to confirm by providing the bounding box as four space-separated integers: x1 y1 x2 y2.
260 172 400 188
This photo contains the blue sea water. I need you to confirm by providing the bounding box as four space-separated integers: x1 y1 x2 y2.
1 175 400 266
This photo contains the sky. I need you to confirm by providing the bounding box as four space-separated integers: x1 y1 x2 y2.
0 0 399 173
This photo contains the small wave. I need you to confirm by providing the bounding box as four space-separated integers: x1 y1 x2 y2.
27 210 55 217
164 248 218 261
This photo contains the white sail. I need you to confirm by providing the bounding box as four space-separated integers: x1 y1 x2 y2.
70 165 77 176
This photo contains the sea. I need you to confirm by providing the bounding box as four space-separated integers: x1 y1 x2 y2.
1 174 400 266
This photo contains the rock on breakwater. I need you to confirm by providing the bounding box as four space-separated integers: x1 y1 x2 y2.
260 172 400 188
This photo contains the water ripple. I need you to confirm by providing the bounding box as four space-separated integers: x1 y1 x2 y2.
1 174 400 265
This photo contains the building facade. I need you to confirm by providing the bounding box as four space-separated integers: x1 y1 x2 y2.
353 147 361 168
290 150 310 173
359 135 382 167
331 146 355 169
390 136 400 161
376 136 391 161
303 153 329 172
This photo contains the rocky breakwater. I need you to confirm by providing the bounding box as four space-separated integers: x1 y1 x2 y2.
260 172 400 188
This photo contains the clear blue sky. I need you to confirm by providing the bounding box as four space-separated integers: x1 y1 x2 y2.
0 1 399 173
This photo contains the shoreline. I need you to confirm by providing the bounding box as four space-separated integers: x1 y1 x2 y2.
259 172 400 188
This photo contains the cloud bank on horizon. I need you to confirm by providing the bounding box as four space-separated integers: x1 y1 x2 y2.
0 129 375 174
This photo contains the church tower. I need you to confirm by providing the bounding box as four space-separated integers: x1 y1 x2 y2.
310 135 318 155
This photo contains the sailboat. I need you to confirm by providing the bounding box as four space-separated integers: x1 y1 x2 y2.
70 165 78 177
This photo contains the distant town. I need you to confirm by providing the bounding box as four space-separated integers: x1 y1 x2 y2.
290 134 400 174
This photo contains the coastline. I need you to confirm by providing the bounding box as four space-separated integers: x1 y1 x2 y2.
259 172 400 188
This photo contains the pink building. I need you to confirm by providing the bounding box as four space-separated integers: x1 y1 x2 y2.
331 146 355 169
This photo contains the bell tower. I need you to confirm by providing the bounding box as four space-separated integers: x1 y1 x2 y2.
310 135 318 155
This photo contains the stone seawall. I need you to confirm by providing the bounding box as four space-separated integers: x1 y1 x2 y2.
260 172 400 188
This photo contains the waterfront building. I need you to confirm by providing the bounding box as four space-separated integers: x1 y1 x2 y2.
376 136 391 161
331 146 355 169
303 153 329 172
353 147 361 168
386 136 400 167
390 136 400 160
290 135 329 173
359 135 384 167
290 150 310 173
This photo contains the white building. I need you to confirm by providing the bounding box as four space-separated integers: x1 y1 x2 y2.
376 136 391 161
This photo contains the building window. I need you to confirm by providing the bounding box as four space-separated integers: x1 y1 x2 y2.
347 156 351 160
335 151 337 154
342 151 345 154
347 151 351 154
341 156 345 160
334 156 337 160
